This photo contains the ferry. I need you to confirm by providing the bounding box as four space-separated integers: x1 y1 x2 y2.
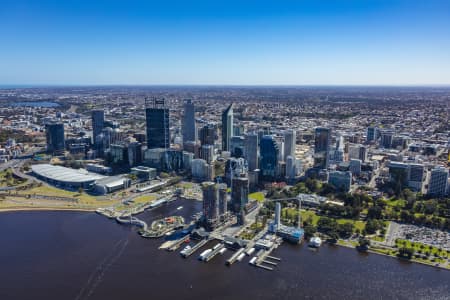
308 236 322 248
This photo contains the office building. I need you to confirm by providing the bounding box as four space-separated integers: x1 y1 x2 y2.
221 103 234 151
199 123 217 146
328 171 352 192
127 142 142 167
314 127 331 169
182 99 196 143
146 98 170 149
92 109 105 146
283 129 296 161
428 166 449 197
230 135 245 158
367 127 379 142
200 144 215 164
244 133 259 171
45 122 65 155
408 163 425 192
259 135 279 181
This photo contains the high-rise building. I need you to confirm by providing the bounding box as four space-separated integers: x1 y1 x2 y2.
388 162 410 188
202 182 220 228
428 166 449 197
45 122 65 155
92 109 104 146
367 127 378 142
199 123 217 146
231 176 249 213
127 142 142 167
328 171 352 192
200 144 215 164
146 98 170 149
283 129 296 161
221 103 234 151
230 136 245 157
244 133 259 171
182 99 196 143
314 127 331 169
260 135 279 181
380 130 394 149
408 163 425 192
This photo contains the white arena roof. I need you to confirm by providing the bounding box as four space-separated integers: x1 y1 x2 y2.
32 164 105 183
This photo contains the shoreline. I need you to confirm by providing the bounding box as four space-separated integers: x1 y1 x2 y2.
1 207 448 271
335 240 449 271
0 207 96 213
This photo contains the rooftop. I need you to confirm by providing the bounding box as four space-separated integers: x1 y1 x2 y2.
32 164 105 183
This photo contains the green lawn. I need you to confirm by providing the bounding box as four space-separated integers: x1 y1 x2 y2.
248 192 265 202
301 210 321 225
132 194 157 204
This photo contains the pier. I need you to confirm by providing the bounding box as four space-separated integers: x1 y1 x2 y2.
181 239 208 258
203 243 225 262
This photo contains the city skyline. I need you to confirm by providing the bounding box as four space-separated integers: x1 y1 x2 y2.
1 0 450 85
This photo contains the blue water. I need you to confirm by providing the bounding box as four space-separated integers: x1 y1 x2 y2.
8 101 60 107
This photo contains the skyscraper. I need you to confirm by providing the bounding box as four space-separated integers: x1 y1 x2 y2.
221 103 234 152
260 135 279 181
231 176 249 213
202 182 220 226
146 98 170 149
199 123 217 146
92 109 104 146
314 127 331 169
283 129 296 161
45 122 65 155
182 99 196 143
367 127 378 142
244 133 259 171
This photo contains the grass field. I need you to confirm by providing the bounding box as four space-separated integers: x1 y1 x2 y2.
132 194 157 204
248 192 265 202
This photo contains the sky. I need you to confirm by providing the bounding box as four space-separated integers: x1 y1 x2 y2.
0 0 450 86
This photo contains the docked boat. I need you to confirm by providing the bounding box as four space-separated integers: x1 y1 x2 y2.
180 245 192 256
308 236 322 248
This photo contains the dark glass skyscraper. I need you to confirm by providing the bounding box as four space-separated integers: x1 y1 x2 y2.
182 99 196 143
260 135 279 181
314 127 331 169
221 103 233 151
199 123 217 146
92 109 105 149
45 122 65 155
146 98 170 149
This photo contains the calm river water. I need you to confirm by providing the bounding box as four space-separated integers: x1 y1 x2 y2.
0 199 449 300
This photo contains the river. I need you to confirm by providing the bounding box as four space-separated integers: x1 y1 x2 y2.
0 199 448 300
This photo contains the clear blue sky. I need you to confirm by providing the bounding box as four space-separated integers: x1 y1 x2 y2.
1 0 449 85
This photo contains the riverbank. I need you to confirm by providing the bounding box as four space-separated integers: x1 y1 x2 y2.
336 239 450 271
0 206 96 213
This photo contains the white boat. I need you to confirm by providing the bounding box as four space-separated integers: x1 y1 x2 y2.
309 237 322 248
180 245 192 256
199 249 212 261
177 206 183 210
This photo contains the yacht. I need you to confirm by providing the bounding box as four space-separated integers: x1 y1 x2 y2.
308 237 322 248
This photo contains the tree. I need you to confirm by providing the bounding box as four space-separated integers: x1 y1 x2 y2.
78 187 83 194
337 222 354 239
398 247 414 259
304 224 317 238
367 205 383 219
357 237 371 251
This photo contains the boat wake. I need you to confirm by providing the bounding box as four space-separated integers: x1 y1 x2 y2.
75 238 129 300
